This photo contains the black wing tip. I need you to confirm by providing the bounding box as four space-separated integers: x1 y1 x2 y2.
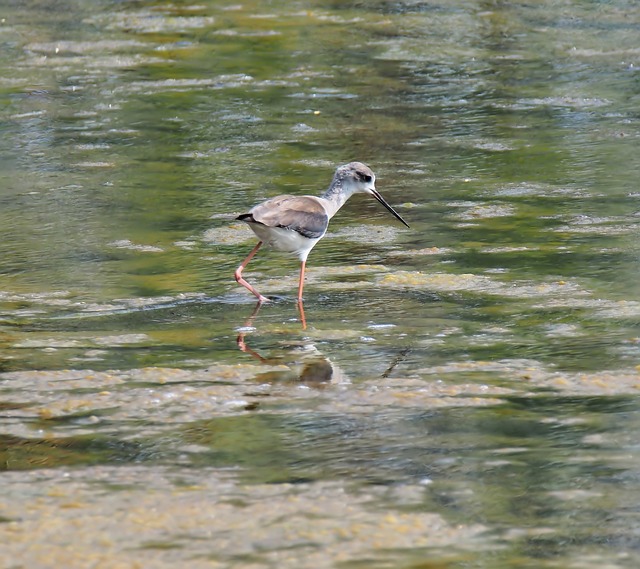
236 213 254 222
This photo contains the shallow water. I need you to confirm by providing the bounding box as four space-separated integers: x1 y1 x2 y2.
2 1 640 567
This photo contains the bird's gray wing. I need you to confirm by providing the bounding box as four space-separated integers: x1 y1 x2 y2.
239 196 329 239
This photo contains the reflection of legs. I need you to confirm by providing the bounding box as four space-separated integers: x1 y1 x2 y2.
234 242 269 303
237 301 266 361
237 299 306 363
298 300 307 330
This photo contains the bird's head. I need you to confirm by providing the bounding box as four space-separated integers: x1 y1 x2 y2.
338 162 410 228
337 162 376 194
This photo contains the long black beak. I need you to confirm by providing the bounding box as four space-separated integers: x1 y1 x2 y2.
371 188 410 228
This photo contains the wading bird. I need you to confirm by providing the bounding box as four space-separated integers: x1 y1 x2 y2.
234 161 409 304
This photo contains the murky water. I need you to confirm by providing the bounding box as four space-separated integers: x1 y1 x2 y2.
2 0 640 567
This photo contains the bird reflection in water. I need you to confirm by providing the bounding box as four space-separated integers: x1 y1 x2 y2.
236 301 349 385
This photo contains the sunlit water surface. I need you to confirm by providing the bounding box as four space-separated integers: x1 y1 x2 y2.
2 1 640 567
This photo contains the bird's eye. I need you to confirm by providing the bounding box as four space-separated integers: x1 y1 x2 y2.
358 173 372 183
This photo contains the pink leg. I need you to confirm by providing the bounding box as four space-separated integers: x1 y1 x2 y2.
235 242 269 303
297 261 308 329
297 260 306 303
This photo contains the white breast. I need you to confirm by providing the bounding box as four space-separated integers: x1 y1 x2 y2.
248 224 323 262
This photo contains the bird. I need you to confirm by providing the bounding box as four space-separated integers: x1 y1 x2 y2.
234 161 409 304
